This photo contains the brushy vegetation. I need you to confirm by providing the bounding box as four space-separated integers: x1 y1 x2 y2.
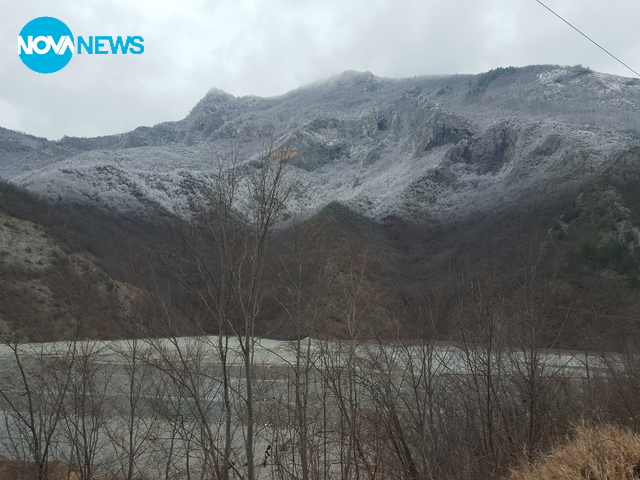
509 422 640 480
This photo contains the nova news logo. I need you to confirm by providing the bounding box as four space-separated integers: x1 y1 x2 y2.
18 16 144 74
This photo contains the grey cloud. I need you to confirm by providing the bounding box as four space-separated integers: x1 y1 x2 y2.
1 0 639 140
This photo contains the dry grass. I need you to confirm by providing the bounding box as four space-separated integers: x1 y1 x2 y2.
0 456 79 480
509 422 640 480
0 456 148 480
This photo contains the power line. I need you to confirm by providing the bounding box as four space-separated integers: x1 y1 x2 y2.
535 0 640 78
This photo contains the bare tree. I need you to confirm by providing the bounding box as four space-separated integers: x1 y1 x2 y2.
184 144 297 480
452 271 513 479
271 210 340 480
106 338 163 480
602 342 640 429
124 142 298 480
61 340 113 480
0 338 77 480
505 239 575 461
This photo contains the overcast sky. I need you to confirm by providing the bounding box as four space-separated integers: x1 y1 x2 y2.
2 0 639 140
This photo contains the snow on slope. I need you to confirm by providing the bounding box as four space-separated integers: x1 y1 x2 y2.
3 66 640 222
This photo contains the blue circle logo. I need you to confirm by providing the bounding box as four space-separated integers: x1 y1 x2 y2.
18 17 74 74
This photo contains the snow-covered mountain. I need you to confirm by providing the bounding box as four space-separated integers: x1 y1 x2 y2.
2 65 640 222
4 64 640 346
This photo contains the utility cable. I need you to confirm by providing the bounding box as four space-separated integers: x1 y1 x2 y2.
535 0 640 78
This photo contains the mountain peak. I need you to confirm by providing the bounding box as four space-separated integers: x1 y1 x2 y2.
203 87 234 100
1 65 640 223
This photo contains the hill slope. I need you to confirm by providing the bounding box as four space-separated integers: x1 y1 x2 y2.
2 65 640 345
1 65 638 223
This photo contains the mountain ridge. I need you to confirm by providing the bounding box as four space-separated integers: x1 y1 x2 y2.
2 64 638 225
2 65 640 345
